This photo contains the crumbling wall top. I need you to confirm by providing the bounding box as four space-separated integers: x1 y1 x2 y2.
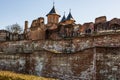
95 16 107 24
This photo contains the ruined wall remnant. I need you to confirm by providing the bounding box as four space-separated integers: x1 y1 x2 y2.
95 16 107 24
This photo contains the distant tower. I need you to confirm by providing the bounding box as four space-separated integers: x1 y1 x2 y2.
24 21 28 33
65 9 75 24
46 3 60 24
60 12 66 24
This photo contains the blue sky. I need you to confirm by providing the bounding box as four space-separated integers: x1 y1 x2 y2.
0 0 120 29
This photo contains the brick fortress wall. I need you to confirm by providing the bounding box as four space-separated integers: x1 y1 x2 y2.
0 33 120 80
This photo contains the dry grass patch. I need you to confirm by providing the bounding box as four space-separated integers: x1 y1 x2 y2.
0 71 57 80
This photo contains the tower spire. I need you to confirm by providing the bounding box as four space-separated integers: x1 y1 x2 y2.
65 9 75 24
69 9 71 13
60 12 66 22
53 0 55 6
46 2 60 24
64 11 65 16
66 9 75 20
46 2 60 16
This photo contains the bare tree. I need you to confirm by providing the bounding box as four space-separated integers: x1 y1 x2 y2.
6 23 23 34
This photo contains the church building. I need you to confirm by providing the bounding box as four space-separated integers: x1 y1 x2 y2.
24 4 120 41
24 4 81 40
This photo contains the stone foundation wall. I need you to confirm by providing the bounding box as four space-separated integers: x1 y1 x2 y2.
0 49 95 80
96 47 120 80
0 47 120 80
1 33 120 54
0 34 120 79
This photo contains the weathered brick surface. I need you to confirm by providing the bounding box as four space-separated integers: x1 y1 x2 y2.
0 34 120 80
0 49 95 80
96 47 120 80
0 47 120 80
40 49 94 80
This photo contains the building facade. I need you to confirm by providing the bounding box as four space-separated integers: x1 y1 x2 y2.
1 5 120 41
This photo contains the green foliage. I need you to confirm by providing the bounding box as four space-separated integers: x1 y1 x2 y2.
0 71 57 80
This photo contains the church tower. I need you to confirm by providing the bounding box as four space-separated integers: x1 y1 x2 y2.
46 4 60 24
60 12 66 24
65 10 75 24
